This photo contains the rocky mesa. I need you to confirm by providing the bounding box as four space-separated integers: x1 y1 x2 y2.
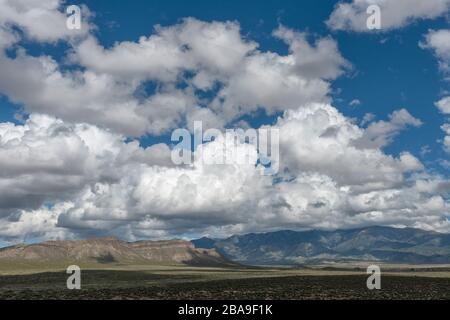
0 238 234 268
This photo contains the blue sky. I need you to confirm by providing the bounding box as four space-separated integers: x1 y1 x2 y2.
92 0 450 174
3 0 449 173
87 1 447 165
0 0 450 243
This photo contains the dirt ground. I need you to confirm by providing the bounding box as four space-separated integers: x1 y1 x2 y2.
0 268 449 300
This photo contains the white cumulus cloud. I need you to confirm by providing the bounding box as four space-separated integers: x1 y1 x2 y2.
327 0 450 32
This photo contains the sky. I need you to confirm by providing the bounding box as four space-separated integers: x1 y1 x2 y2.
0 0 450 245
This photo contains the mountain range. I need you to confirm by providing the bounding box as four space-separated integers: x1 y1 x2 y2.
1 226 449 269
192 226 450 265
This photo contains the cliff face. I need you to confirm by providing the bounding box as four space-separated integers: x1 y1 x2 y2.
0 238 233 267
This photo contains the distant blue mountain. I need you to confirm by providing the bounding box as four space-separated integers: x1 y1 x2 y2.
192 226 450 265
